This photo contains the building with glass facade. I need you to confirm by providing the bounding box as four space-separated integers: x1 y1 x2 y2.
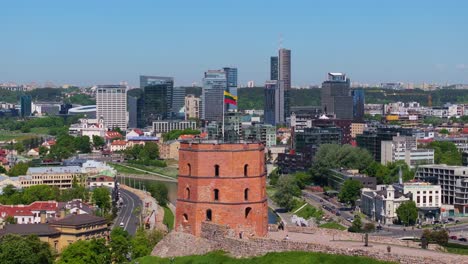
172 87 186 119
140 76 174 126
202 70 227 122
20 95 32 117
223 67 238 111
270 56 278 81
264 80 277 126
321 73 353 120
352 89 365 121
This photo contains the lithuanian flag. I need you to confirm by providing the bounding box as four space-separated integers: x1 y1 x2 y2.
224 91 238 106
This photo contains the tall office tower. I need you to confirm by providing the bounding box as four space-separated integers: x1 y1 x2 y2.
352 89 365 121
20 95 32 117
140 76 174 126
321 73 353 120
172 87 186 119
202 70 227 121
128 95 144 128
185 94 200 120
278 48 291 120
223 67 238 111
96 85 127 129
270 56 279 80
264 80 277 125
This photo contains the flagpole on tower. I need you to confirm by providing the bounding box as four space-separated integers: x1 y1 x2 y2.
222 99 225 141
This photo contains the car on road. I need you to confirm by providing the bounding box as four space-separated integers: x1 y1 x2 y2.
433 220 440 224
335 212 341 216
459 238 467 242
320 199 323 202
450 235 458 240
455 220 460 224
376 225 383 230
346 217 353 222
119 222 124 228
447 217 455 222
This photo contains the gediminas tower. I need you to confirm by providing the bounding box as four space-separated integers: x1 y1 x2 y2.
175 141 268 237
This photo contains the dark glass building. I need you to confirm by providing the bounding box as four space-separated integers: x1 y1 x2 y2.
20 95 32 117
352 89 365 121
202 70 226 121
270 56 278 80
356 127 414 162
321 73 353 120
294 126 342 159
264 81 277 126
140 76 174 126
172 87 186 119
223 67 238 111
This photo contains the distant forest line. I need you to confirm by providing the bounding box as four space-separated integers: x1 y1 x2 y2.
3 86 468 111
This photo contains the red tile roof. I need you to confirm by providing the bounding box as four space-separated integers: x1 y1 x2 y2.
132 129 144 135
105 131 123 139
0 201 58 219
111 140 127 146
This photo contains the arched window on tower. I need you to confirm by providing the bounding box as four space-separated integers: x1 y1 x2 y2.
214 189 219 201
206 209 212 221
185 187 190 199
244 164 248 177
244 188 249 201
214 164 220 177
183 213 188 222
187 163 191 176
245 207 252 219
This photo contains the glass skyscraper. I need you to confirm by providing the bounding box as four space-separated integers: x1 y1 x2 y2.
352 89 365 121
321 73 353 120
264 81 277 125
140 76 174 126
202 70 227 121
20 95 32 117
270 56 278 81
223 67 238 111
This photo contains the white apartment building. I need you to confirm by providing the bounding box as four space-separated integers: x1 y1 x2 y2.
400 182 442 221
96 85 127 129
416 164 468 214
381 136 434 168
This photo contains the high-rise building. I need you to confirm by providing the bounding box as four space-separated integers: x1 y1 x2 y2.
263 80 286 125
321 73 353 120
140 76 174 125
352 89 365 121
223 67 238 111
172 87 186 119
270 56 278 80
96 85 127 129
128 96 143 128
185 94 200 120
20 95 32 117
278 49 291 90
202 70 227 121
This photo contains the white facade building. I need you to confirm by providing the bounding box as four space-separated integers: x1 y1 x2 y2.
152 120 197 134
381 136 434 168
96 85 127 129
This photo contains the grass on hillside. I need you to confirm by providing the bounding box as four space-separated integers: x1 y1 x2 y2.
127 163 178 178
319 221 347 231
163 206 174 230
109 163 146 174
0 130 38 141
291 201 324 220
138 251 394 264
444 242 468 255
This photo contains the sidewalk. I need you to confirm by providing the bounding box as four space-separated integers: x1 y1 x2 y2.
120 185 167 232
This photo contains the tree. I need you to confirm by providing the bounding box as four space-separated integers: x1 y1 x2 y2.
38 146 48 157
338 179 363 206
396 200 418 226
92 135 105 149
426 141 462 165
131 228 164 259
0 165 6 174
4 215 15 224
348 215 362 233
22 185 59 204
58 239 110 264
74 136 91 153
0 234 54 264
142 142 159 160
272 175 301 211
147 182 169 207
363 222 376 233
422 229 449 246
110 228 131 263
14 142 25 153
7 162 30 176
292 172 312 189
47 145 73 161
92 187 111 214
439 128 449 135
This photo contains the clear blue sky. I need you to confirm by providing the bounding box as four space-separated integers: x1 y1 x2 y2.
1 0 467 87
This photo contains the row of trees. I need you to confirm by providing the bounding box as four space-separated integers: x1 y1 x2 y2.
0 184 88 205
162 128 200 141
58 227 164 263
123 142 166 167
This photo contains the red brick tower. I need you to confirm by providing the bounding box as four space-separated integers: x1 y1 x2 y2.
175 141 268 237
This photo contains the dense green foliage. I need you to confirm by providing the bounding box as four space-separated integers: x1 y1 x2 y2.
294 203 324 220
363 160 414 184
338 179 363 206
0 184 88 205
396 201 418 226
147 182 169 207
64 93 95 105
162 206 174 230
7 162 30 176
124 142 161 165
46 133 92 161
272 175 301 211
348 215 363 233
58 238 110 264
138 250 392 264
0 234 54 264
426 141 462 165
131 228 165 259
92 187 111 213
311 144 373 186
422 229 449 246
163 128 200 141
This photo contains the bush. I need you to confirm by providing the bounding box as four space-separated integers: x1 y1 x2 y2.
147 182 169 207
422 229 449 246
363 223 375 233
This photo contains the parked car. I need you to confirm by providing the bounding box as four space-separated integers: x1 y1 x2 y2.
450 235 458 240
335 212 341 216
346 217 353 222
447 217 455 222
458 238 467 242
433 220 440 224
376 225 383 230
320 199 324 202
455 220 460 224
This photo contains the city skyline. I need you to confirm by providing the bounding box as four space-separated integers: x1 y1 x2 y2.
1 0 468 86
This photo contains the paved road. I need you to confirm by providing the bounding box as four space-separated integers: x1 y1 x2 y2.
113 188 142 236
